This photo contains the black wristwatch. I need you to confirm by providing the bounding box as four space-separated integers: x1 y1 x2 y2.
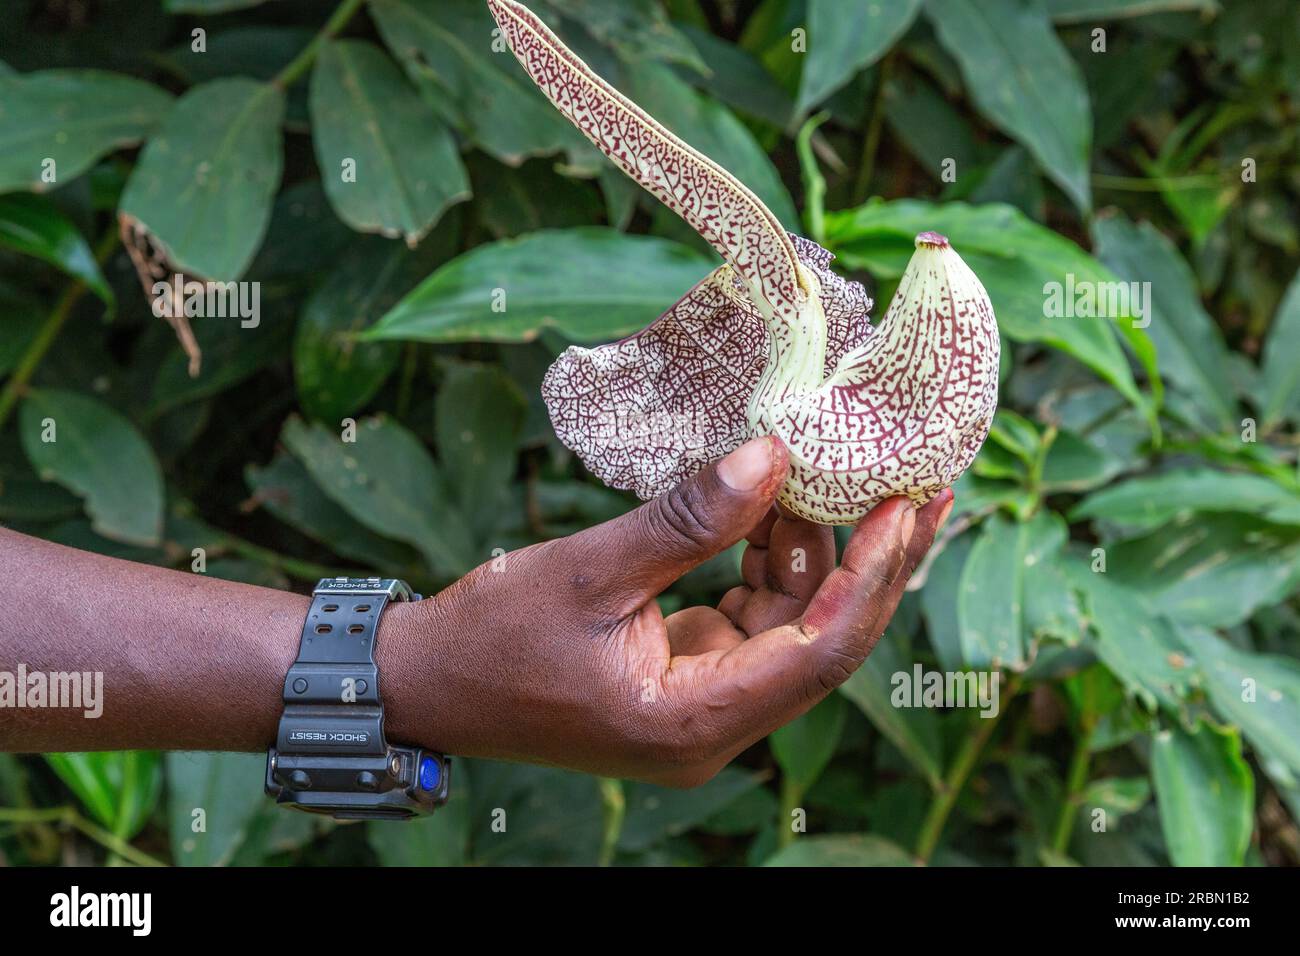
265 577 450 820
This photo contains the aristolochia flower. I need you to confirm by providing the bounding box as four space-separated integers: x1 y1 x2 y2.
488 0 1000 524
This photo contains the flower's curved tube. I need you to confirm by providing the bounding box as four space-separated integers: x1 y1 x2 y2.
488 0 1000 524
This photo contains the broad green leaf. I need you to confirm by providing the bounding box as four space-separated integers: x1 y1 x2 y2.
0 70 171 193
244 453 421 571
19 389 164 546
838 636 944 789
1093 214 1236 431
1060 558 1196 711
165 752 268 867
149 303 294 414
465 760 604 865
824 201 1158 425
469 155 604 239
678 25 793 128
294 234 457 423
0 193 111 305
370 0 589 167
1108 515 1300 628
798 0 922 114
1081 776 1151 823
1151 721 1253 866
621 60 798 229
542 0 706 70
309 40 469 244
367 228 714 344
763 834 914 866
43 752 161 839
884 72 987 184
1260 268 1300 428
120 78 284 281
619 769 762 852
1047 0 1217 21
368 797 470 865
770 694 846 793
1072 467 1300 532
926 0 1093 215
958 511 1066 669
280 416 478 577
435 362 526 539
1180 626 1300 787
1040 428 1126 493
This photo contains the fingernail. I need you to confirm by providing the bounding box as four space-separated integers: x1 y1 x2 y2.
899 502 916 548
937 497 954 531
718 436 774 491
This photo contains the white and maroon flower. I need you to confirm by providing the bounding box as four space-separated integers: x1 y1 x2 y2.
489 0 1000 524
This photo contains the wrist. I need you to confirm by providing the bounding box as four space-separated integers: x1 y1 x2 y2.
375 596 464 755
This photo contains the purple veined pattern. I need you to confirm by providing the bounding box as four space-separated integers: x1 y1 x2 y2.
486 0 806 325
489 2 1000 524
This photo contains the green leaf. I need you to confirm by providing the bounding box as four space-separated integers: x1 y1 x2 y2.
294 234 457 423
798 0 922 113
465 760 604 865
678 25 793 128
1180 626 1300 788
919 531 975 673
0 193 111 306
370 0 589 167
824 201 1158 425
838 636 944 789
44 752 161 839
770 694 846 793
368 797 470 865
618 768 762 852
543 0 706 70
165 752 268 867
367 227 714 344
958 511 1066 669
621 60 798 229
435 362 526 539
926 0 1093 215
1081 776 1151 823
19 389 164 546
309 40 469 245
1151 721 1254 866
245 453 420 570
1046 0 1217 21
1072 467 1300 532
1060 558 1197 710
164 0 269 11
0 69 171 193
763 833 915 866
120 78 284 281
280 415 478 577
1040 428 1126 492
1108 515 1300 628
1093 213 1237 431
1260 268 1300 428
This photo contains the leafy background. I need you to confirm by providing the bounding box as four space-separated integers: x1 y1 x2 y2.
1 0 1298 867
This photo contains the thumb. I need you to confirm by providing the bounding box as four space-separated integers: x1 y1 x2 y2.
565 436 788 613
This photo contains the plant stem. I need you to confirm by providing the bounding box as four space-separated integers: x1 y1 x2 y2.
0 806 165 867
852 54 894 206
272 0 366 89
914 672 1023 863
796 112 830 246
597 777 625 866
1050 732 1092 854
0 228 118 431
777 774 802 848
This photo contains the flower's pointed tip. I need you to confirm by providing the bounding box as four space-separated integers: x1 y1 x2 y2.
915 231 950 249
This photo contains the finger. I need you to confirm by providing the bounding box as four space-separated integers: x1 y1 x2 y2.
760 514 835 602
717 585 751 624
665 496 915 748
664 606 746 656
877 489 953 628
556 436 789 615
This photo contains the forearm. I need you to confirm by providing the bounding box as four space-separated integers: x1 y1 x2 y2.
1 526 321 752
